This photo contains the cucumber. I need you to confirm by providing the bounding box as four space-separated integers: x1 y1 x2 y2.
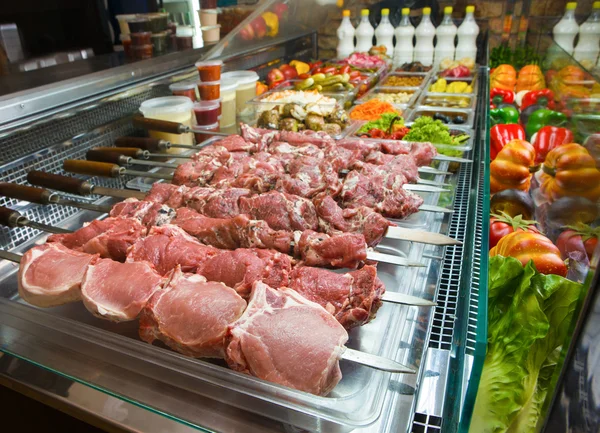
296 77 314 90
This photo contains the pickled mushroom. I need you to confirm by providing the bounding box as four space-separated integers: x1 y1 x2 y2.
257 109 281 129
305 114 325 131
326 107 349 127
323 123 342 136
279 118 299 132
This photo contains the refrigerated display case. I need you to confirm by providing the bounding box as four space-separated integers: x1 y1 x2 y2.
0 1 487 432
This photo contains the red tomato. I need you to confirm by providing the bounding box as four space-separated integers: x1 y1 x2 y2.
556 224 600 260
322 66 337 74
489 212 539 249
349 70 361 79
298 73 310 79
339 65 351 75
313 67 323 74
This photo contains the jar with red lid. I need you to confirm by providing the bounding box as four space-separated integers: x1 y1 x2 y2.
197 80 220 100
131 31 152 45
195 60 223 81
192 122 220 144
169 81 197 101
132 44 153 60
193 101 220 125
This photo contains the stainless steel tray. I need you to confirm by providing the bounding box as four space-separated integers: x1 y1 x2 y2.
408 106 475 129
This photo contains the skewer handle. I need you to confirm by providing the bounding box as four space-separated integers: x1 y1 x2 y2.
115 136 170 152
0 183 53 204
132 116 190 134
93 147 148 159
64 160 122 178
86 149 130 166
27 171 93 195
0 206 18 227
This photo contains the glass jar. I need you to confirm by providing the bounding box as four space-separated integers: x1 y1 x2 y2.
197 80 220 100
220 71 259 117
193 101 220 125
219 79 238 127
139 97 195 150
195 59 222 81
169 81 198 101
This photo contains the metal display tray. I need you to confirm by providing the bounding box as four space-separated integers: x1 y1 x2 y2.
408 106 476 129
353 85 422 109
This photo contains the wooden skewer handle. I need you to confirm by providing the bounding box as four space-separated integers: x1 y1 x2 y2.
63 160 122 178
132 116 190 134
86 150 129 165
0 183 53 204
93 147 148 159
0 206 19 227
27 171 92 195
114 136 170 151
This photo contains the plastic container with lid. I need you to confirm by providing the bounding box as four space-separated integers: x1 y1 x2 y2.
131 32 152 45
202 25 221 43
176 26 194 50
192 122 220 144
219 79 238 127
139 96 195 148
193 100 220 125
197 80 220 100
132 44 153 60
221 71 259 117
116 14 137 35
169 81 198 101
195 59 223 81
199 9 218 26
128 18 151 33
120 34 133 58
151 32 169 53
148 13 168 33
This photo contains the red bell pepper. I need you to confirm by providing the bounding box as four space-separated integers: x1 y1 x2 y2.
532 125 574 163
490 123 526 161
490 88 515 108
520 89 556 111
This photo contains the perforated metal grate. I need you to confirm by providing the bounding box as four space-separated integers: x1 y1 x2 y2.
412 413 443 433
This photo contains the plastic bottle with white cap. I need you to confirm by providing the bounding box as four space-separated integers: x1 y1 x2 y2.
355 9 375 53
336 9 355 59
375 8 395 57
455 5 479 62
434 6 458 66
393 8 415 66
553 2 580 55
574 2 600 66
414 7 436 66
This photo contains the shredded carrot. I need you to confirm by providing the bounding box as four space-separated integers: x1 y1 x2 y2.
350 98 401 121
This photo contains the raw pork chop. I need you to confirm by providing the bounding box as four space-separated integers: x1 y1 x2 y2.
18 243 97 308
140 267 246 358
239 191 319 231
81 259 163 322
48 217 147 262
225 282 348 396
196 248 292 298
288 265 385 329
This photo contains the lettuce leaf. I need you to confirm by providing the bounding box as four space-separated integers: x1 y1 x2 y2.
470 256 584 433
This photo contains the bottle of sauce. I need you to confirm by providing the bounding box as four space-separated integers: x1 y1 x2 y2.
337 9 355 59
455 5 479 62
434 7 457 66
574 2 600 66
414 7 435 66
553 2 579 55
375 8 395 57
355 9 375 53
393 8 415 66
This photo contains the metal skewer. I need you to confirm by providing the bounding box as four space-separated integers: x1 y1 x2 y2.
132 116 229 136
63 160 174 181
86 149 178 169
0 206 70 234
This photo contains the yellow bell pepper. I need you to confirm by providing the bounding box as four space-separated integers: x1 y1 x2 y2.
262 12 279 37
290 60 310 75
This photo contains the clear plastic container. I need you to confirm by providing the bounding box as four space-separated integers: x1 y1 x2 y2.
192 122 220 143
139 96 194 149
119 34 132 58
219 79 238 127
128 18 151 33
221 71 259 117
169 81 198 101
354 85 420 108
151 32 169 54
197 80 220 100
193 100 220 126
131 31 152 45
148 13 168 33
116 14 137 34
195 59 223 81
202 25 221 43
176 26 194 50
131 44 153 60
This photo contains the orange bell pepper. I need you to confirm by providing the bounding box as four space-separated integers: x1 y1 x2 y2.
515 65 546 93
489 231 567 276
540 143 600 202
490 64 517 91
490 139 538 194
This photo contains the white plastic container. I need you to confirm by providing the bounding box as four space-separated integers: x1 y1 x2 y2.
574 2 600 66
455 5 479 62
221 71 259 118
553 2 579 55
393 8 415 66
355 9 375 53
219 79 238 128
434 6 457 66
375 8 395 57
337 9 355 59
199 8 218 26
414 7 436 66
139 97 194 149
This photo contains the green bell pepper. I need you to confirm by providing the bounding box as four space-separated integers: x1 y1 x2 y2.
490 105 520 126
525 108 567 138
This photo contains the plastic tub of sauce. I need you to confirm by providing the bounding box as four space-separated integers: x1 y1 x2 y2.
169 81 198 101
193 100 220 125
116 14 137 34
202 25 221 43
120 34 133 58
131 31 152 45
192 122 220 144
139 97 194 149
148 13 168 32
132 44 153 59
176 26 194 50
151 32 169 53
199 9 218 26
195 59 222 81
197 80 220 100
219 79 238 127
128 18 151 33
221 71 259 117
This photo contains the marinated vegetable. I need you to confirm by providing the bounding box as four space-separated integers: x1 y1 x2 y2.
350 99 400 121
363 90 413 105
381 75 423 87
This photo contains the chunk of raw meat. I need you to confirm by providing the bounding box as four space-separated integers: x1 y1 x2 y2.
239 191 318 231
140 267 246 358
215 134 257 153
196 248 292 298
288 265 385 329
81 258 163 322
278 130 334 148
144 183 183 206
127 225 220 275
278 156 341 197
110 198 175 227
240 124 278 148
225 281 348 395
294 230 367 269
48 217 147 262
353 154 419 184
18 243 98 308
184 187 251 218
